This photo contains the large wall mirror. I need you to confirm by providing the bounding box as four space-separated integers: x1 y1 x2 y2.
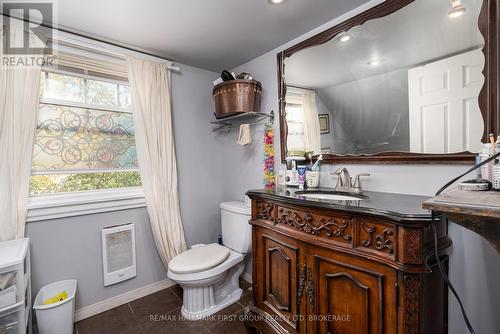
278 0 499 163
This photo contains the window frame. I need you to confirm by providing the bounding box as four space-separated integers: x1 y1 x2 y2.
28 68 144 217
40 68 131 113
27 187 146 222
285 98 306 152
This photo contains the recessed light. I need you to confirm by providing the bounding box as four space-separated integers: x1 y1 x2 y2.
268 0 285 4
367 58 383 66
338 33 351 43
449 0 466 18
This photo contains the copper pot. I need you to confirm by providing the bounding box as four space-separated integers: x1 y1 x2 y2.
213 79 262 119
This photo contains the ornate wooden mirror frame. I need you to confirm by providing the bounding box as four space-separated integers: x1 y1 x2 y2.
278 0 499 164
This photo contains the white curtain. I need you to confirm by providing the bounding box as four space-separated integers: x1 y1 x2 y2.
127 56 187 267
0 27 42 241
302 91 322 155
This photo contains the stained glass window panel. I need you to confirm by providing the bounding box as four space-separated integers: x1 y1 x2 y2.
32 103 138 171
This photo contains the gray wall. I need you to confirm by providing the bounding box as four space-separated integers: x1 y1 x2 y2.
315 93 338 153
26 63 223 310
26 208 165 309
229 2 500 333
171 64 223 247
317 68 409 155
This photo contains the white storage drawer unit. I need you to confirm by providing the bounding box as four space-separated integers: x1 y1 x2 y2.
0 239 31 334
0 303 25 334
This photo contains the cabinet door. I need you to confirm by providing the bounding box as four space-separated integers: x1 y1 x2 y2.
306 245 397 334
254 227 307 334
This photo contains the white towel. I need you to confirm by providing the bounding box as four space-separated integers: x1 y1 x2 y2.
237 124 252 145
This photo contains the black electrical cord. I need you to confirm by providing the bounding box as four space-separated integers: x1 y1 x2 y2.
431 150 500 334
435 151 500 196
431 213 476 334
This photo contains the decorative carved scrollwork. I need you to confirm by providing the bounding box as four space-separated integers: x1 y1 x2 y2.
403 228 422 264
277 208 303 226
257 202 274 222
404 275 421 334
297 265 307 304
277 208 352 241
306 268 314 307
296 266 314 307
360 223 394 253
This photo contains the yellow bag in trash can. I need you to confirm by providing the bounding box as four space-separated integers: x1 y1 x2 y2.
43 291 68 305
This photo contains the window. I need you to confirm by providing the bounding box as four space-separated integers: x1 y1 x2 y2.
285 101 305 152
30 70 141 195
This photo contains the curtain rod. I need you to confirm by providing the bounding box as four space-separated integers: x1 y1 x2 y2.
287 84 315 92
1 13 180 71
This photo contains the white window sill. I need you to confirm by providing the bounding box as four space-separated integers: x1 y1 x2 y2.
27 188 146 222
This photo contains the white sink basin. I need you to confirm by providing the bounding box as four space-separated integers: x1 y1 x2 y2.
298 193 364 201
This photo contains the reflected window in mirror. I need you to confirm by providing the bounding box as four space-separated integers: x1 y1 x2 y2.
285 87 322 156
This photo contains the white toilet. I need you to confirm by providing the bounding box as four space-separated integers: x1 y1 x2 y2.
167 201 251 320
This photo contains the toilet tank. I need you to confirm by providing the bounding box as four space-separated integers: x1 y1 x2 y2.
220 201 251 253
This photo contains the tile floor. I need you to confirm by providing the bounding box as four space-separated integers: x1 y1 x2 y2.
73 279 252 334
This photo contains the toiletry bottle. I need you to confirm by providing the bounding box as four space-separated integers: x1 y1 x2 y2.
475 154 482 179
480 143 494 181
493 162 500 190
297 165 306 190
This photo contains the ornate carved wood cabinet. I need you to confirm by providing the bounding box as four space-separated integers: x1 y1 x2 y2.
244 190 451 334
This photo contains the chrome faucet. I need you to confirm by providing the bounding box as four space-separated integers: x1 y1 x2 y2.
331 168 370 194
332 168 351 192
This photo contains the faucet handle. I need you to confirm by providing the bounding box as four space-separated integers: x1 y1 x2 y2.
330 171 343 189
353 173 370 192
334 167 346 174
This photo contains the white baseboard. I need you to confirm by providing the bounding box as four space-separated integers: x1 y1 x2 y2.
74 278 175 322
242 271 252 284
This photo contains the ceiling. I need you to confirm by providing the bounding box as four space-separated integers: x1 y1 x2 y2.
5 0 370 72
285 0 484 89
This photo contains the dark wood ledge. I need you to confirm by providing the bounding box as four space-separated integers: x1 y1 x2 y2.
423 189 500 253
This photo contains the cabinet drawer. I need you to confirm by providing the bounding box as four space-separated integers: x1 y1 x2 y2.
0 268 20 310
0 303 25 334
275 205 353 247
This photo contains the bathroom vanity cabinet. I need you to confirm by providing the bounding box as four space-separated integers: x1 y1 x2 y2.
244 189 451 334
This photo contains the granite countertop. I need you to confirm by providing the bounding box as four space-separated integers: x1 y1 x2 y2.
246 187 432 224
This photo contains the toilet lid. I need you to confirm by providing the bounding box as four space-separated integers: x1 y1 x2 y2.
168 243 231 274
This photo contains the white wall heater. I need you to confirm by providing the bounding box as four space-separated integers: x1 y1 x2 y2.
101 223 136 286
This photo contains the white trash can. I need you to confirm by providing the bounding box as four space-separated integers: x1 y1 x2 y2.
33 280 77 334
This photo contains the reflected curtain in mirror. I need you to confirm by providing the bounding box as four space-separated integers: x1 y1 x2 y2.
286 87 321 155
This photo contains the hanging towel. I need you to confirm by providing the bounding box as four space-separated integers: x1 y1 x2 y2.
237 124 252 145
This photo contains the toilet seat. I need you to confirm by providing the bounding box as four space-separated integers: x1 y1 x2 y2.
168 243 230 274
